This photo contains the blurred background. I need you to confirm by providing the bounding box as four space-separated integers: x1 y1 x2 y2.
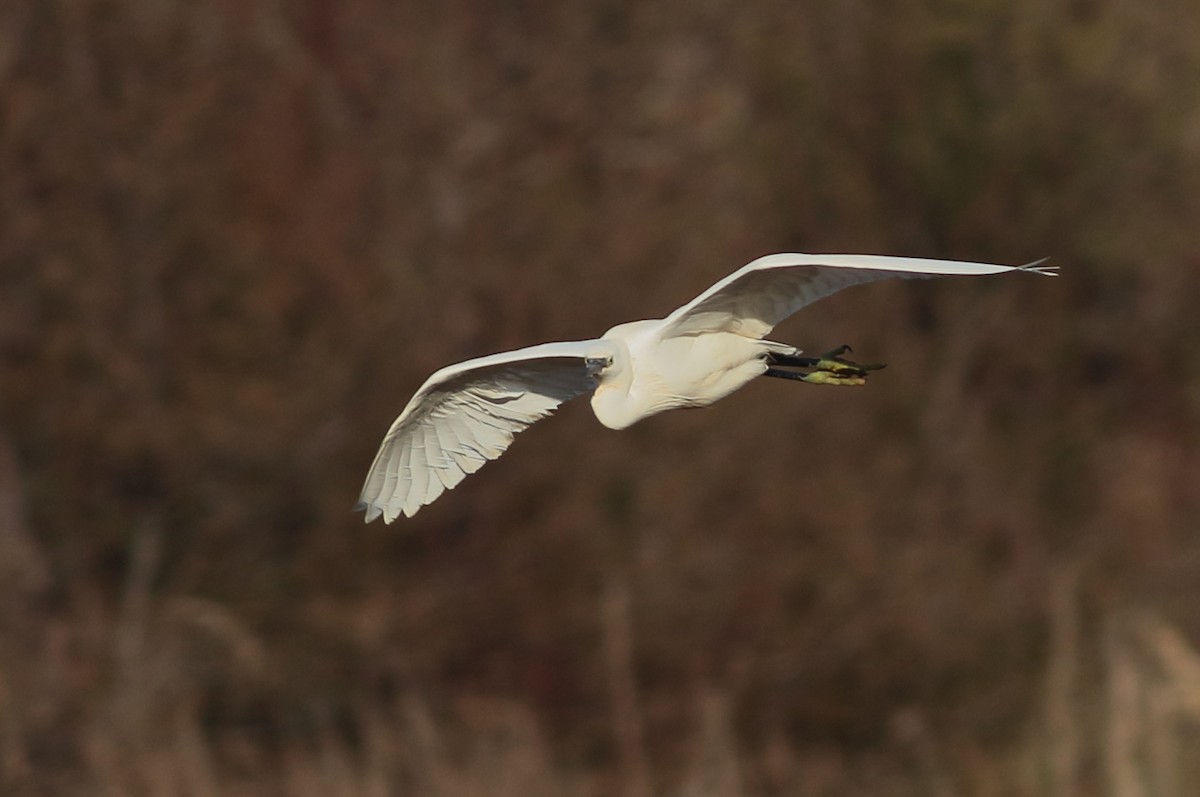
3 0 1200 794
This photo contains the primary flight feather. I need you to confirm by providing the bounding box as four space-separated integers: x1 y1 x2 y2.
357 253 1057 521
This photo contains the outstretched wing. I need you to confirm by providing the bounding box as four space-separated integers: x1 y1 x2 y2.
661 253 1057 339
357 340 602 522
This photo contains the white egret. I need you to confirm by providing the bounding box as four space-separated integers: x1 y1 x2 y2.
357 253 1057 521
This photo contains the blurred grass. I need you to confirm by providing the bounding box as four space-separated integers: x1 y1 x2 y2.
3 0 1200 794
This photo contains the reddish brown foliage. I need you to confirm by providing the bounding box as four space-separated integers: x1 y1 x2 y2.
3 1 1200 793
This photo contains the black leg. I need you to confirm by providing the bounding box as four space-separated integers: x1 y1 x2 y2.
767 345 857 368
764 367 811 381
763 345 885 386
766 352 822 368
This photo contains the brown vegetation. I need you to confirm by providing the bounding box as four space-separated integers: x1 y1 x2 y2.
3 0 1200 794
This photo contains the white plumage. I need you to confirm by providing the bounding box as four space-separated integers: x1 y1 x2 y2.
357 253 1057 521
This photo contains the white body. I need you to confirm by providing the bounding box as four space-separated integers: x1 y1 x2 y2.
589 321 792 430
357 253 1057 521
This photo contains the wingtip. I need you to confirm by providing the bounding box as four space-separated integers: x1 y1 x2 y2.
353 500 384 524
1018 257 1059 276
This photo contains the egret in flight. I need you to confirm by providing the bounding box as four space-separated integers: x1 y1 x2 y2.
357 253 1056 521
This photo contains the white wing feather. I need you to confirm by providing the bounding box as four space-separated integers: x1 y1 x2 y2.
662 253 1057 339
356 341 600 522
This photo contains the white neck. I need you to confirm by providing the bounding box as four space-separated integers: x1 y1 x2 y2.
589 341 639 430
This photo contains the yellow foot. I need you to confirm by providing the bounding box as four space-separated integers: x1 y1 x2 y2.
807 345 886 386
799 370 867 386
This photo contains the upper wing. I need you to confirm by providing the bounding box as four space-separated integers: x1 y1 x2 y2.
661 253 1058 339
356 340 602 522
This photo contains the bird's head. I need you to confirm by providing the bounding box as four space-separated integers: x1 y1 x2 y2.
585 353 614 378
584 342 618 379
